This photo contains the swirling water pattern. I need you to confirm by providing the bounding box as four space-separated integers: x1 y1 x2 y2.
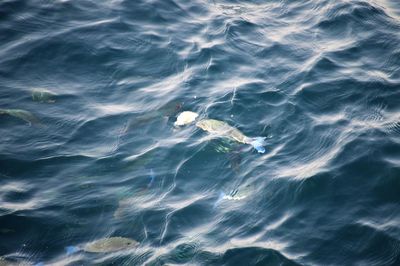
0 0 400 265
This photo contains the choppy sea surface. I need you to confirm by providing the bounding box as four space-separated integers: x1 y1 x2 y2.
1 0 400 265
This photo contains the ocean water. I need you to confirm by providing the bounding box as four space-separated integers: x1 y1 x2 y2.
0 0 400 265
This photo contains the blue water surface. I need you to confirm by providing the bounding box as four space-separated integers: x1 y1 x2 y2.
1 0 400 265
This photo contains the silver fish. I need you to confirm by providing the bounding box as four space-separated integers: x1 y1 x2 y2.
196 119 266 153
196 119 250 143
31 89 56 103
0 108 40 125
83 237 138 253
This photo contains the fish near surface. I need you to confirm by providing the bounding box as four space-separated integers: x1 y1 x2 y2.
0 108 40 126
31 89 56 103
83 237 138 253
195 119 249 143
174 112 266 153
196 119 266 153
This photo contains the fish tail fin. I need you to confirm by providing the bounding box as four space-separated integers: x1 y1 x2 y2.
249 137 266 153
65 246 80 255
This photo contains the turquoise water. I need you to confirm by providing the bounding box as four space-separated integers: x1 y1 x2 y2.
1 0 400 265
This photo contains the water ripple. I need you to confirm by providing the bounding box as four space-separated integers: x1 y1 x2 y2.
1 0 400 264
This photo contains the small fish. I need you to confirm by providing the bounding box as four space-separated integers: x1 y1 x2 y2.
0 108 40 126
197 119 266 153
175 112 266 153
31 89 56 103
66 237 138 254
